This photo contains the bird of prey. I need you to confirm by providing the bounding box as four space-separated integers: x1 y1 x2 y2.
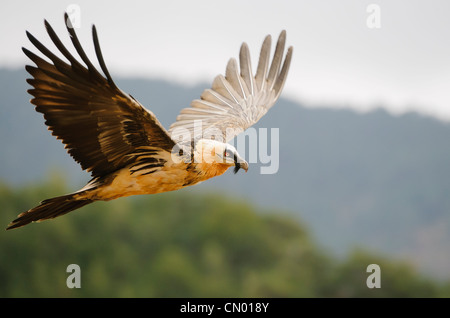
6 13 292 230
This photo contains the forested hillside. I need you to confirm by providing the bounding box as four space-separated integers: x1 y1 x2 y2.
1 178 449 297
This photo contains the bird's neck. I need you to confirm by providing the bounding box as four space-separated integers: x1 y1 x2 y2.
195 162 230 180
190 139 231 180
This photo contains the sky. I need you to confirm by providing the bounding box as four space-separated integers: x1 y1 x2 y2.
1 0 449 121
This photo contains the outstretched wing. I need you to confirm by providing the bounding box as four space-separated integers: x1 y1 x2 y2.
169 30 293 142
24 14 175 178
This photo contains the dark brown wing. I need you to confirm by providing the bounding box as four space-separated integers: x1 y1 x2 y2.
23 14 175 178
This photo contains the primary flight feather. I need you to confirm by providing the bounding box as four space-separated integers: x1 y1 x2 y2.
7 13 293 230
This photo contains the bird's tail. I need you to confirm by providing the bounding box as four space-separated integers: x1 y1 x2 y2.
6 192 93 230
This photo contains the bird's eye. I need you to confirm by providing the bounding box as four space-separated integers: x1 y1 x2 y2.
224 151 232 157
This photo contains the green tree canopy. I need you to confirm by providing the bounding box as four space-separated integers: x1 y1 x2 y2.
1 178 449 297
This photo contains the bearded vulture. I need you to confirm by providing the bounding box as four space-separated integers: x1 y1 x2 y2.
7 13 292 230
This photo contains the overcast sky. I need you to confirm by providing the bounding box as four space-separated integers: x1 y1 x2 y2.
1 0 449 121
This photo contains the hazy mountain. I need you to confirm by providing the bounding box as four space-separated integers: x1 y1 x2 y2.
2 68 450 278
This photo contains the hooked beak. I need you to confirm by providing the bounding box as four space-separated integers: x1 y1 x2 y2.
234 160 249 174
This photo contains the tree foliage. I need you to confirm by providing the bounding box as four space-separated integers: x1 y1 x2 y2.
0 178 448 297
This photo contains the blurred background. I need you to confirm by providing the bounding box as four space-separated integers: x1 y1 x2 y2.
1 0 450 297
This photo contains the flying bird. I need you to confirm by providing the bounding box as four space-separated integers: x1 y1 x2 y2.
6 13 293 230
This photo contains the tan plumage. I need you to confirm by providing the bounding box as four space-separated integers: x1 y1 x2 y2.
6 13 292 230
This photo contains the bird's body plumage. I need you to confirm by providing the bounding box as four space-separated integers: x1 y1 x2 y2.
80 142 233 201
6 13 292 230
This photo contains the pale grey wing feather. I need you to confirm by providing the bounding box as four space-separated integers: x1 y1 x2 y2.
255 35 271 91
239 43 255 96
169 30 293 142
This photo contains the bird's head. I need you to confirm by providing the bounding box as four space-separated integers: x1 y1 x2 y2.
194 139 248 173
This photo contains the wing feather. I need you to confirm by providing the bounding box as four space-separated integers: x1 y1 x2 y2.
225 58 248 100
169 30 293 142
199 89 235 108
211 75 241 105
239 43 254 96
266 30 286 90
255 35 271 91
24 15 175 178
